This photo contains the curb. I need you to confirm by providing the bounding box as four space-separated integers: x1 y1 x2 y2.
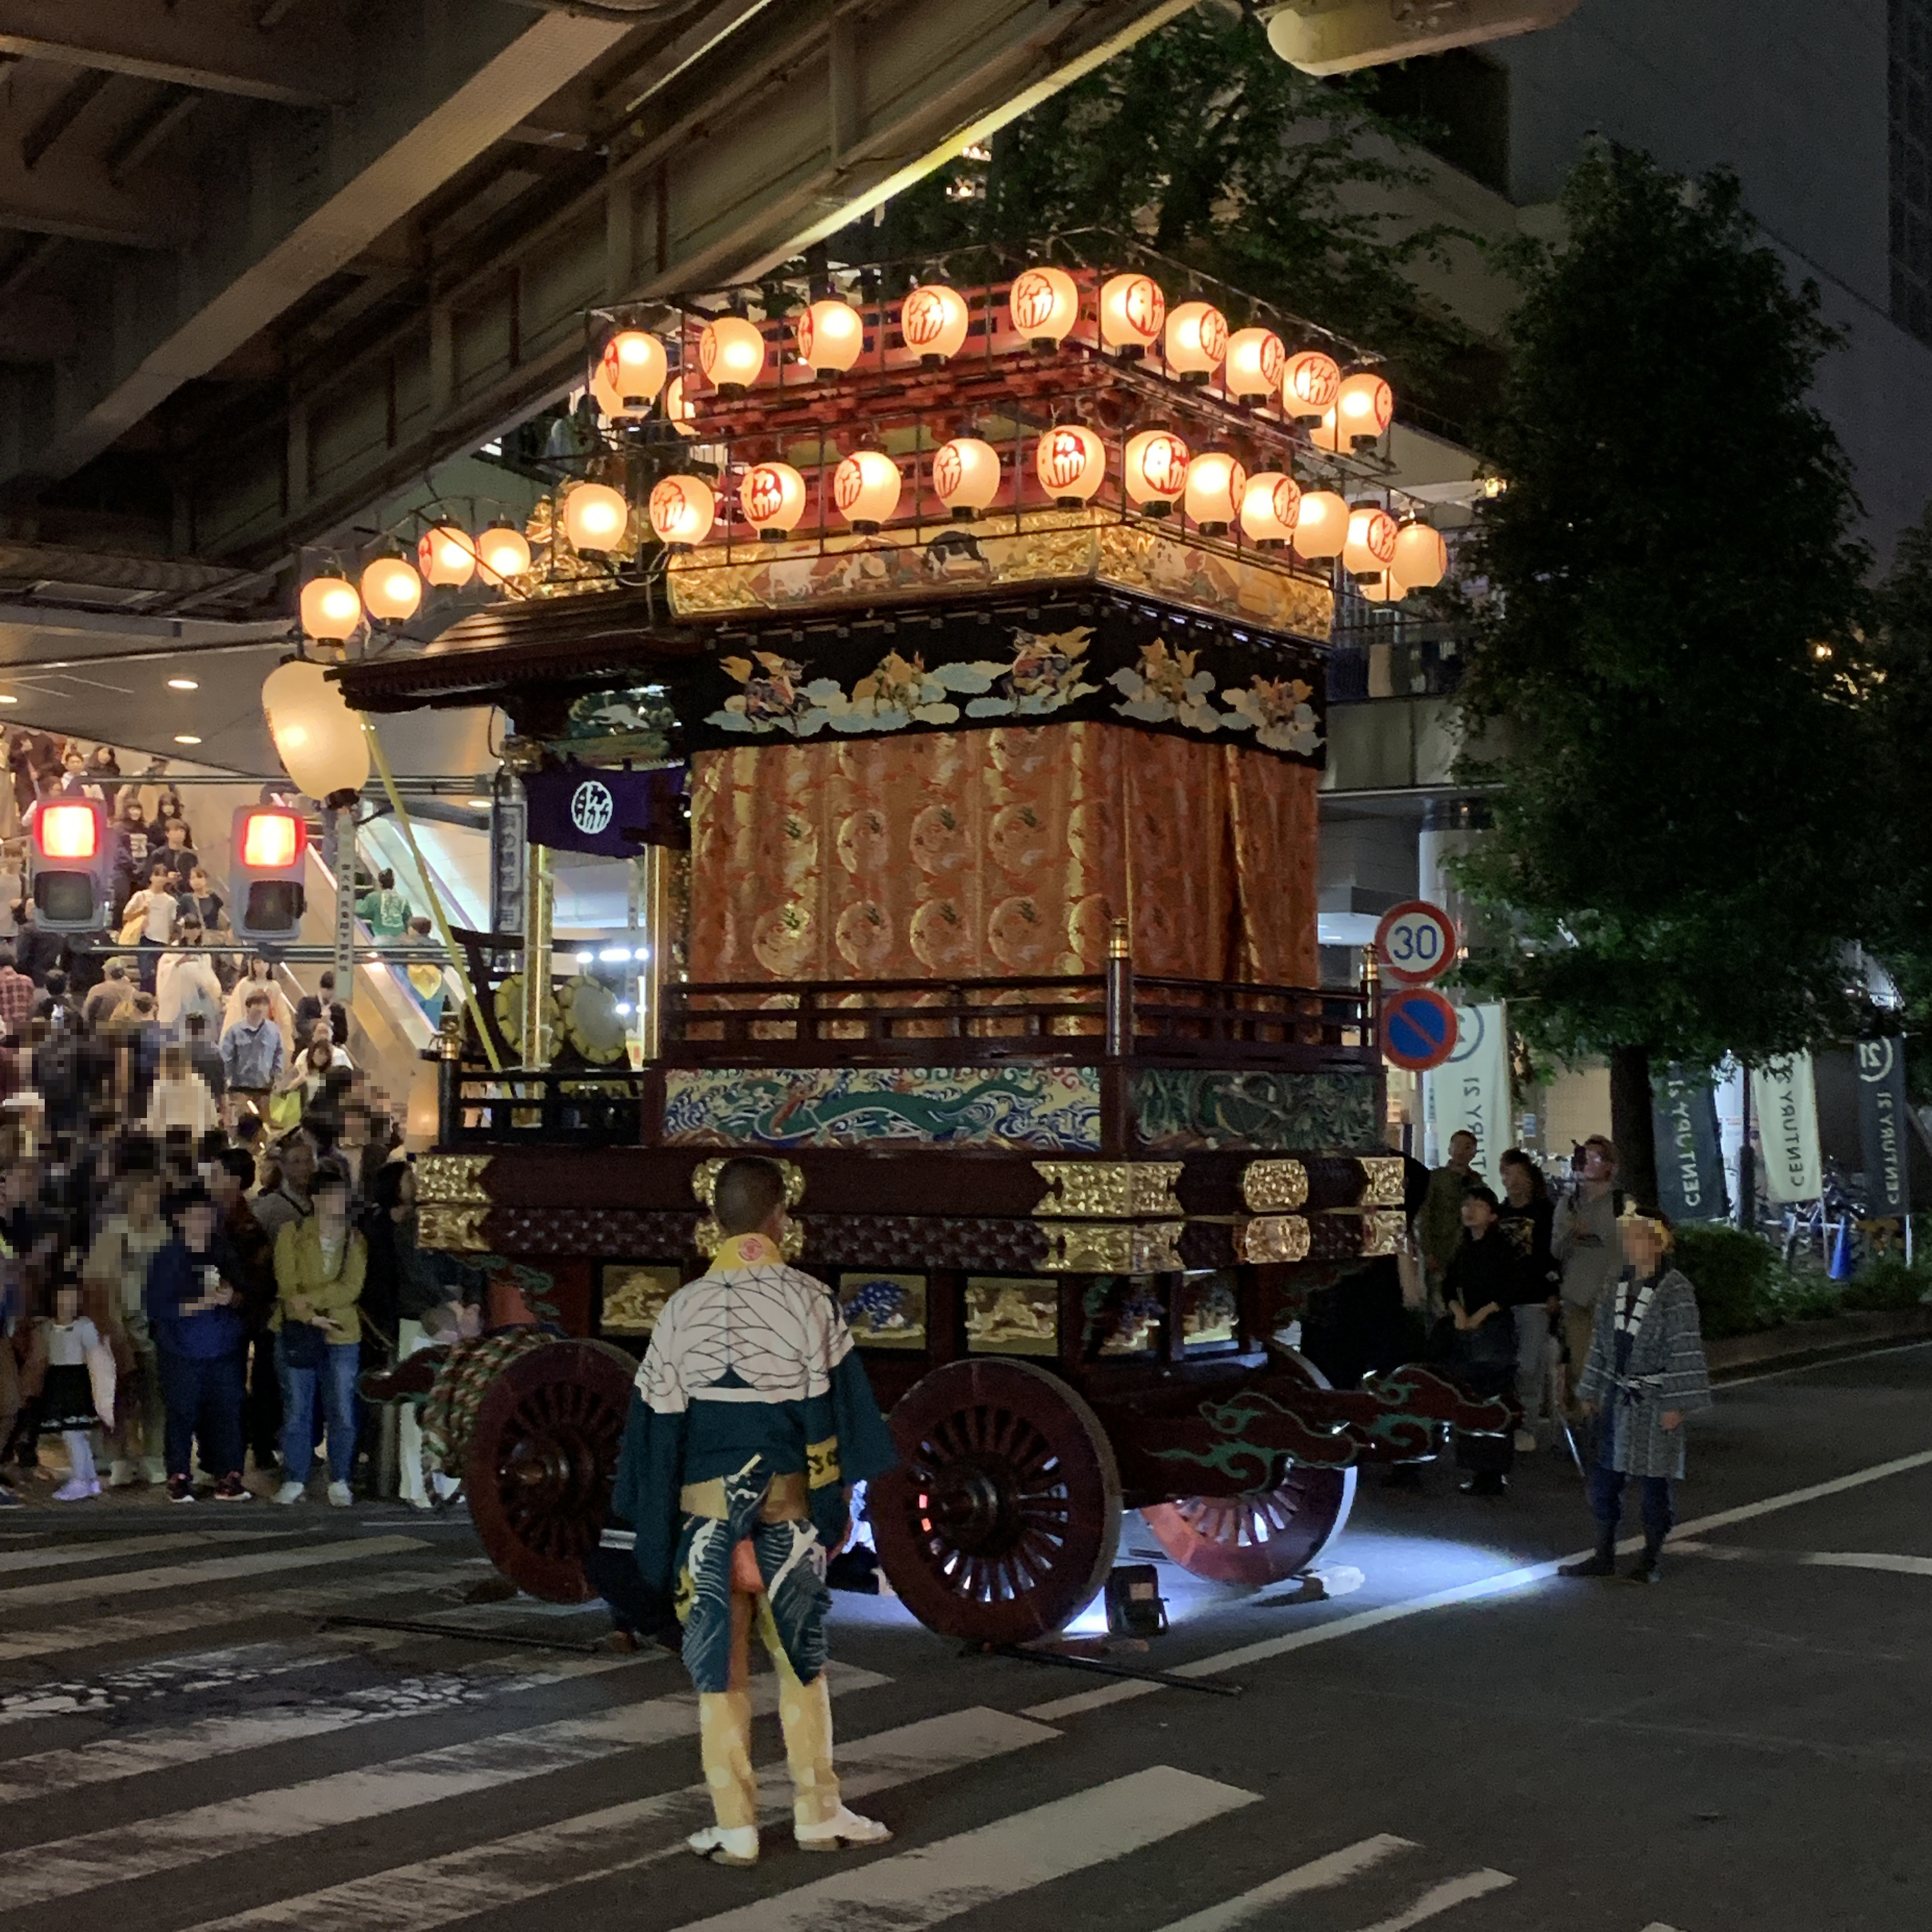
1709 1305 1932 1380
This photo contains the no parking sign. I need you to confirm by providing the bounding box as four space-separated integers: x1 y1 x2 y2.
1380 986 1459 1072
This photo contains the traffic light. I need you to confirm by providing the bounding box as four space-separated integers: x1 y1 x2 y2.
29 798 111 931
231 804 308 942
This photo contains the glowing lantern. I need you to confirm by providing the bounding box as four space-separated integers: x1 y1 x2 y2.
1098 273 1164 356
899 283 970 363
1343 500 1399 581
1293 489 1348 561
931 437 1001 518
1392 520 1448 589
1360 574 1407 605
1224 326 1286 402
1034 424 1106 505
738 461 808 539
359 554 422 623
1123 429 1189 514
1183 451 1246 534
648 474 717 547
697 315 766 392
1239 471 1301 548
590 330 667 417
299 571 362 641
1313 370 1394 450
796 298 864 376
663 375 698 436
1008 266 1079 348
1280 349 1341 422
562 481 630 551
417 523 475 587
832 448 903 530
476 521 532 583
261 658 371 803
1163 300 1227 382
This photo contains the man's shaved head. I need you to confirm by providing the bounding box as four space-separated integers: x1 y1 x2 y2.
713 1156 787 1236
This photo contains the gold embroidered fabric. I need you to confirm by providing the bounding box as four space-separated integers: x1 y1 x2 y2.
687 723 1317 985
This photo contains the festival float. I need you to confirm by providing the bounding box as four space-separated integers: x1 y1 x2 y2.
329 238 1500 1643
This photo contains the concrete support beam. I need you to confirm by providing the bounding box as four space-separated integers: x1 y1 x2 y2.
0 0 356 107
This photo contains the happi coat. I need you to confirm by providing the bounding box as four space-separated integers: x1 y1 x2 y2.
1576 1264 1712 1479
612 1232 898 1692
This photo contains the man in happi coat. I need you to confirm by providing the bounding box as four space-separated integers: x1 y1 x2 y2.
1564 1205 1712 1584
614 1156 899 1866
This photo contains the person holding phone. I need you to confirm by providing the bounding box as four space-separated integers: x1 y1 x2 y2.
270 1166 366 1506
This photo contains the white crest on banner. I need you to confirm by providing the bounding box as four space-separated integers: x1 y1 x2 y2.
1422 1000 1508 1174
1751 1054 1821 1204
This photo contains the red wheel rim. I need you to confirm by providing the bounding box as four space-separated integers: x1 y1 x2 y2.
1140 1464 1354 1584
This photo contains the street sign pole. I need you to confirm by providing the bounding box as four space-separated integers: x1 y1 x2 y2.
322 804 355 1008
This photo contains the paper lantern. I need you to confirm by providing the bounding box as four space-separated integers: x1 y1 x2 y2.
1360 574 1407 604
832 448 903 529
1123 429 1189 514
261 658 370 803
795 298 864 376
663 374 698 436
359 554 422 622
1008 266 1079 347
648 473 717 546
562 480 630 551
1239 471 1301 548
1392 520 1448 589
898 283 970 362
697 314 766 392
1313 370 1394 450
476 521 532 583
1183 451 1246 533
738 461 808 539
1224 326 1286 402
1098 272 1164 356
1343 500 1399 580
1163 300 1227 382
417 523 475 587
1034 424 1106 505
931 437 1001 518
299 572 362 641
1293 489 1348 560
591 330 667 417
1280 349 1341 422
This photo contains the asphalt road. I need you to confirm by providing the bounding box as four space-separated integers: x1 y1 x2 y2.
1 1340 1928 1932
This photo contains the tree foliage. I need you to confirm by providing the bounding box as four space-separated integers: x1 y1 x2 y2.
1450 148 1874 1100
832 9 1471 393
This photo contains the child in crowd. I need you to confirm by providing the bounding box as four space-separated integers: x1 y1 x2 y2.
41 1282 115 1501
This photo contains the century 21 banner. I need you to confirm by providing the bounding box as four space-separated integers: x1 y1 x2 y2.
1857 1037 1911 1218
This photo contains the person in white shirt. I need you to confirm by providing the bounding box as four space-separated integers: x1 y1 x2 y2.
155 916 224 1039
146 1043 220 1140
123 860 179 990
40 1284 116 1501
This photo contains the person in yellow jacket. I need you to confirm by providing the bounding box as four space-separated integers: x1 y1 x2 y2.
269 1167 365 1506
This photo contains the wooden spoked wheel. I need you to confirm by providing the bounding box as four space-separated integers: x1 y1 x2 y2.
1140 1349 1357 1586
870 1358 1122 1646
464 1340 636 1603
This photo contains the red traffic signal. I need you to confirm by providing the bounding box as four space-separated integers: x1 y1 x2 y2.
231 803 309 942
238 806 305 871
36 800 101 861
27 797 110 931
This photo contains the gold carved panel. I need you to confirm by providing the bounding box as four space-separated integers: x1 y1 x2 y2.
1237 1215 1312 1264
1357 1156 1406 1208
417 1153 493 1207
1359 1209 1409 1257
1036 1222 1184 1273
417 1204 491 1254
1240 1159 1309 1213
1034 1161 1184 1219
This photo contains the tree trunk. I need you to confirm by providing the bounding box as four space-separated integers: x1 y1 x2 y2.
1609 1043 1659 1212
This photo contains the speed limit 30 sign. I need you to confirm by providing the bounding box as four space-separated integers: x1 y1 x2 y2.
1374 899 1457 985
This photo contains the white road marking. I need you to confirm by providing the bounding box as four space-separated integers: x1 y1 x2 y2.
178 1706 1057 1932
670 1766 1257 1932
5 1662 889 1907
0 1567 456 1663
0 1529 301 1575
1344 1870 1514 1929
1717 1335 1932 1388
0 1533 427 1609
0 1642 318 1724
1025 1446 1932 1717
0 1652 652 1802
1671 1542 1932 1577
1150 1833 1417 1930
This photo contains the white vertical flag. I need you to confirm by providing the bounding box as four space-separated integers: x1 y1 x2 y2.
1752 1053 1822 1203
1423 1001 1509 1180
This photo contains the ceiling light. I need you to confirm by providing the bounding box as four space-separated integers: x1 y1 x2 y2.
0 695 18 706
167 677 199 691
174 734 202 746
467 797 491 809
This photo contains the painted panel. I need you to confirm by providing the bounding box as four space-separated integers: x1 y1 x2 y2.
1133 1068 1379 1153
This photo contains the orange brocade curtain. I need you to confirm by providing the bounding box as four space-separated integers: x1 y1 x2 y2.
687 723 1317 987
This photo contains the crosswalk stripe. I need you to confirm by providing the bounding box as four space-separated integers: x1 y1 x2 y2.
668 1766 1257 1932
1346 1870 1515 1931
177 1706 1057 1932
0 1642 322 1725
0 1652 658 1803
1149 1834 1418 1931
0 1533 427 1609
4 1662 889 1908
0 1529 302 1575
0 1568 456 1664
